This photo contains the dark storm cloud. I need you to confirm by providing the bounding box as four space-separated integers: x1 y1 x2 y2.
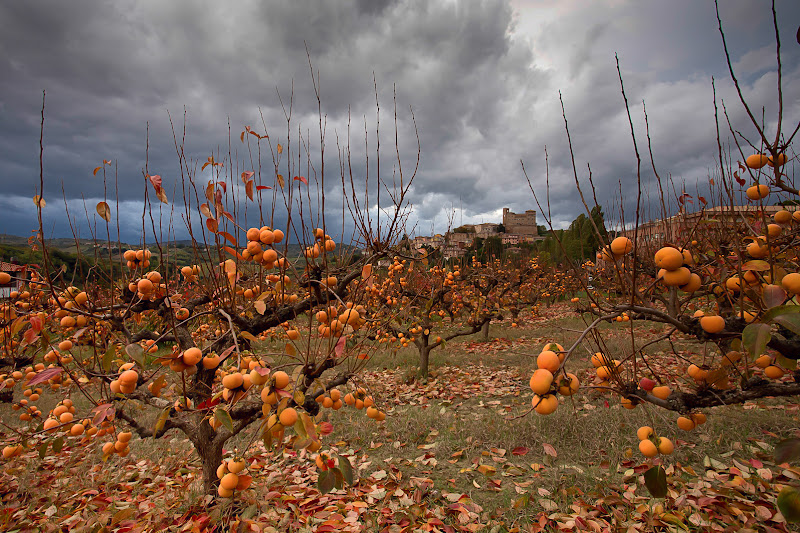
0 0 798 245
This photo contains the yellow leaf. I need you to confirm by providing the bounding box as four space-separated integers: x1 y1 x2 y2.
285 343 296 357
96 201 111 222
277 144 283 154
277 174 285 189
239 331 257 343
477 464 497 477
254 300 266 315
33 195 46 208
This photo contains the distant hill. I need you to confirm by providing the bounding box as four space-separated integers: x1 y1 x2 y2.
0 234 363 268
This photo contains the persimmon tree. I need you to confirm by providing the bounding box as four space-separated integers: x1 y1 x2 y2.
0 78 419 497
367 251 553 380
520 0 800 507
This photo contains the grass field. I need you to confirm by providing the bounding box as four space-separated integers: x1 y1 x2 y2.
1 302 799 531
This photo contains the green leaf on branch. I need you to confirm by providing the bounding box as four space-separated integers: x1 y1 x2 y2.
741 260 770 271
318 469 335 494
125 343 145 367
333 467 345 489
762 304 800 324
102 345 116 371
644 465 667 498
52 436 64 454
337 454 354 485
773 314 800 336
777 354 798 370
742 323 771 358
154 407 171 435
38 441 49 460
214 408 234 432
294 418 308 440
775 438 800 463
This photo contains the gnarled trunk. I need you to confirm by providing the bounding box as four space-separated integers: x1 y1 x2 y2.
193 429 225 495
479 320 490 341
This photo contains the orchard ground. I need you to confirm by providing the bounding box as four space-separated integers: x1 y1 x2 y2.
1 300 798 532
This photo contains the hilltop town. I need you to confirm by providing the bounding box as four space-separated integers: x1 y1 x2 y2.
412 208 544 258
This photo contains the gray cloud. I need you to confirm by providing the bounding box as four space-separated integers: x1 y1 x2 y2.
0 0 798 245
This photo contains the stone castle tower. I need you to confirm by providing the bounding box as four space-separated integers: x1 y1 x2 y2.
502 208 538 236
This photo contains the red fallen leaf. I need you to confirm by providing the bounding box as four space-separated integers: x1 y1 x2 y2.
318 421 334 436
603 400 610 408
512 447 529 456
542 443 557 458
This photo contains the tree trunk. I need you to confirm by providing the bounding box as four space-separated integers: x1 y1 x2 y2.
480 320 490 341
417 341 431 381
193 427 225 495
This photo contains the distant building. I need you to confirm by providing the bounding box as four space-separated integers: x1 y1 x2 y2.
447 232 472 248
502 208 539 237
0 261 31 299
475 223 500 238
618 205 784 246
441 244 463 259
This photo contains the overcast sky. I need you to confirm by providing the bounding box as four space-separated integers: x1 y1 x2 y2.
1 0 798 246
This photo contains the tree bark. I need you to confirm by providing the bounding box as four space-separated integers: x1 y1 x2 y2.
480 320 490 341
193 426 225 495
417 341 431 381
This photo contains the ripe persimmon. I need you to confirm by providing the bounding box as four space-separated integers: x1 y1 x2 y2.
700 315 725 334
556 373 580 396
764 365 785 379
754 354 772 368
651 386 671 400
536 350 560 372
766 153 787 167
532 394 558 415
745 153 768 169
610 237 633 256
222 373 244 390
774 209 792 224
659 267 692 287
746 184 770 201
279 407 298 426
782 273 800 294
677 416 696 431
220 472 239 491
529 369 554 395
272 371 290 389
182 347 202 366
654 247 684 270
639 439 658 457
657 437 674 455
